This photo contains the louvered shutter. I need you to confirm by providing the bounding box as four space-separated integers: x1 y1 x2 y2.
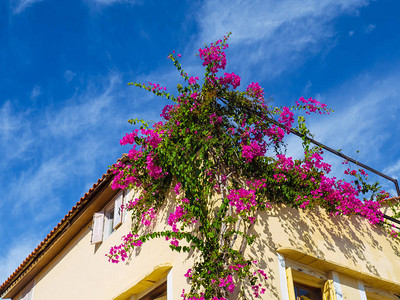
91 211 104 244
113 192 123 229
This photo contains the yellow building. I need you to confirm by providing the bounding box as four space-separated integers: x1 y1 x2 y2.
1 167 400 300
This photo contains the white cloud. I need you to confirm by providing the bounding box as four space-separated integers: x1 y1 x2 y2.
84 0 140 7
0 101 34 163
0 236 40 285
275 66 400 195
311 73 399 157
11 0 44 14
30 85 41 100
304 80 312 94
196 0 369 77
64 70 76 83
1 69 170 221
45 74 118 138
384 160 400 179
365 23 376 33
300 69 400 194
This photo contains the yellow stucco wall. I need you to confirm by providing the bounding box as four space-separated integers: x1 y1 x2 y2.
15 190 400 300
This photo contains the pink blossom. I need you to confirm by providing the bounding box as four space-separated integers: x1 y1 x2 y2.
188 76 199 85
241 141 266 162
174 182 182 195
198 40 228 73
246 82 265 101
120 129 139 145
141 208 156 226
218 72 241 89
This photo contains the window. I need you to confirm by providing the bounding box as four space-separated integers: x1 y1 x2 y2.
279 254 336 300
103 201 115 239
294 282 321 300
91 190 125 244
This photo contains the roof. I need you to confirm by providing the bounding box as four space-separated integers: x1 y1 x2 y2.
0 161 121 297
384 196 400 203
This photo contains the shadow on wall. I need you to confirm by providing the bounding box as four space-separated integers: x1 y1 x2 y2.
252 204 400 279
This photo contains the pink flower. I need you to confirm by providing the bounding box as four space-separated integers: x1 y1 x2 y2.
174 182 182 195
188 76 199 85
241 141 266 162
198 39 228 73
246 82 265 101
184 269 192 278
218 72 241 89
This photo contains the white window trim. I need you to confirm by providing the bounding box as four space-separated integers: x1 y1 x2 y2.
358 280 367 300
331 271 343 300
167 269 173 300
277 253 290 300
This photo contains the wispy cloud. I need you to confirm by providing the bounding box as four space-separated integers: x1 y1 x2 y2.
0 101 34 164
365 23 376 33
311 72 399 157
0 73 133 248
302 69 400 194
384 160 400 180
0 237 40 285
84 0 140 7
196 0 369 78
64 70 76 83
30 85 41 100
11 0 44 14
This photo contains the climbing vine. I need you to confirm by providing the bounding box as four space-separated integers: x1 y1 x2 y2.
106 34 390 299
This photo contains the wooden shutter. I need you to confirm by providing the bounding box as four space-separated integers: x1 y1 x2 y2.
91 211 104 244
113 192 123 229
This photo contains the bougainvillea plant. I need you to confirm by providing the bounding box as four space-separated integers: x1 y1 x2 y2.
106 34 391 299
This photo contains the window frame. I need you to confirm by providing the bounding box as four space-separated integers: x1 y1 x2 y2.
91 190 125 244
293 281 322 300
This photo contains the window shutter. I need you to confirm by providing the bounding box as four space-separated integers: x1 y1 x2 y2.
91 211 104 244
113 192 123 229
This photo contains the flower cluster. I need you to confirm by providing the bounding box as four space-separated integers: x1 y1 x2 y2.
146 81 167 92
246 82 265 101
218 72 241 89
241 141 266 162
189 76 199 85
295 96 331 115
198 37 229 73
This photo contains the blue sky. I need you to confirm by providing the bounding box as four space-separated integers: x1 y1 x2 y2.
1 0 400 285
